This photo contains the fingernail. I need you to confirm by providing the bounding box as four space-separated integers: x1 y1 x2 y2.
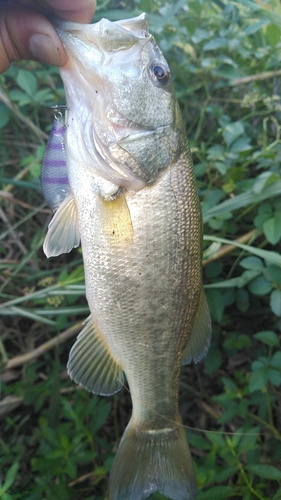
29 34 61 66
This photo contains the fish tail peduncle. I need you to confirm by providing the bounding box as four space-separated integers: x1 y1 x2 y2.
109 417 198 500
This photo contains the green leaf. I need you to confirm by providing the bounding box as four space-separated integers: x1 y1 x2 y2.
207 145 225 162
212 466 237 483
16 69 37 97
186 431 211 451
267 368 281 387
270 290 281 317
207 432 226 449
224 333 251 351
42 426 60 448
158 0 188 17
221 377 237 393
9 89 32 106
1 463 19 492
203 189 225 215
265 264 281 285
244 19 268 35
217 402 239 423
205 289 224 322
198 485 234 500
203 37 228 51
240 256 264 270
214 64 240 80
203 181 281 222
91 401 111 432
263 213 281 245
265 23 281 47
254 330 279 346
204 345 222 373
65 458 77 479
30 161 41 180
248 276 272 295
253 171 277 195
237 429 260 454
0 102 11 129
191 27 210 43
230 136 251 153
33 88 55 103
249 361 268 392
271 351 281 369
246 464 281 480
46 449 65 459
223 121 244 148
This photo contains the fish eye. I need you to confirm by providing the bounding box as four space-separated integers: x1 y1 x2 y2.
149 62 171 86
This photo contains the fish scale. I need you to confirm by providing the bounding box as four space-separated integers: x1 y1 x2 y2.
44 13 212 500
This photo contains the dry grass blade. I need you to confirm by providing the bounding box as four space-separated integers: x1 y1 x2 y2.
202 229 261 266
4 321 82 370
230 69 281 85
0 89 48 140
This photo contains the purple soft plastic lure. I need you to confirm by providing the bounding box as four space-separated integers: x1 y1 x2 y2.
41 113 69 210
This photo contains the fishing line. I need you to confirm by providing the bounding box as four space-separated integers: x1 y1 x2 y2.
119 381 267 438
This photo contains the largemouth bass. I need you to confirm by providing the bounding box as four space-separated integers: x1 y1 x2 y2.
44 13 211 500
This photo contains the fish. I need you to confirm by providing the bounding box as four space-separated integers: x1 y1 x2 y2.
44 13 211 500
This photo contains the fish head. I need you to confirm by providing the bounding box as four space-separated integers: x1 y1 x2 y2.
55 14 184 191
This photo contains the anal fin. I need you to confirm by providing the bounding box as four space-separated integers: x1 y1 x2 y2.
43 193 80 258
182 288 211 365
67 316 124 396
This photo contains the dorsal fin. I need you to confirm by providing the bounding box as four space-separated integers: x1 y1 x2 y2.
182 288 211 365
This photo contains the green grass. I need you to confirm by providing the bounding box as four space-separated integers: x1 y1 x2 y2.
1 0 281 499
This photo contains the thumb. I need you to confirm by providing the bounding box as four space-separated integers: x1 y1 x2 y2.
0 6 68 73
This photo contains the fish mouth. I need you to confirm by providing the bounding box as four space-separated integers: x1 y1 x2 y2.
52 13 150 43
52 13 151 68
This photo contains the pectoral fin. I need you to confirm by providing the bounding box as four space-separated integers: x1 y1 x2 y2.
182 288 211 365
67 316 124 396
43 193 80 258
99 191 133 246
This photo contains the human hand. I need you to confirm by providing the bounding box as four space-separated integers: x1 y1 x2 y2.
0 0 96 73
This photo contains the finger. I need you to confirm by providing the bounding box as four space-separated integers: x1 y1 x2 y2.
44 0 96 23
0 6 68 73
21 0 96 23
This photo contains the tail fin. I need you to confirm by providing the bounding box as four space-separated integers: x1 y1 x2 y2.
109 420 197 500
